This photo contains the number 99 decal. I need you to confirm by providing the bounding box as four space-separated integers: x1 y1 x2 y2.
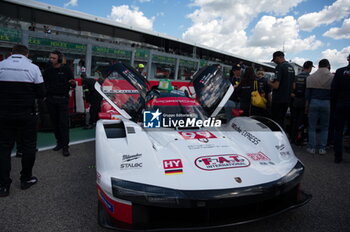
178 131 217 140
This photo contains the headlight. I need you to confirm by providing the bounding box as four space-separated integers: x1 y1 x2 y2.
111 178 189 207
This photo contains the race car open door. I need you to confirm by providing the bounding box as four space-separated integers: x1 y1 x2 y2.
95 62 150 121
190 65 234 117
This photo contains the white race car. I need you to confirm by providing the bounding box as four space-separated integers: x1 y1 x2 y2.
94 63 311 231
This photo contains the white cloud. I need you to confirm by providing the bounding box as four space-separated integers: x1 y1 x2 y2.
64 0 78 8
292 57 307 67
323 18 350 39
298 0 350 31
182 0 321 61
320 46 350 71
108 5 154 30
139 0 151 2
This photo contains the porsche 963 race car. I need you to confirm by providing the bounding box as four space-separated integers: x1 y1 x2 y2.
94 63 311 231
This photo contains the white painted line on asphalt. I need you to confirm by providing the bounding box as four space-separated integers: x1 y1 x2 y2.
11 138 96 157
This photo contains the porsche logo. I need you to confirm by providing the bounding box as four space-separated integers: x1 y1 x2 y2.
198 138 209 143
234 177 242 183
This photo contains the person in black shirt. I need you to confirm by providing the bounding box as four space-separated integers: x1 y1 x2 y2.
255 68 271 117
0 45 45 197
81 73 102 129
290 61 313 145
43 50 76 156
331 54 350 163
268 51 295 129
224 63 241 120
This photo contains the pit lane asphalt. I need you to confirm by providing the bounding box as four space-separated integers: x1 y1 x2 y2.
1 141 350 232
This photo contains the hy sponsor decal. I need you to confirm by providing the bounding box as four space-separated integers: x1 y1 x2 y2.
231 123 261 145
143 109 221 128
120 153 143 169
163 159 183 175
195 154 250 171
179 131 217 140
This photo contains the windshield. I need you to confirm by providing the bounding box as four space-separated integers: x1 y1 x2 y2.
191 65 232 117
99 63 149 121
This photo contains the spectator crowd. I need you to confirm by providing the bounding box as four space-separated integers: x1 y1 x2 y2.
225 51 350 164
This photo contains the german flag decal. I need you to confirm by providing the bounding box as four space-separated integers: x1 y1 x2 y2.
163 159 183 175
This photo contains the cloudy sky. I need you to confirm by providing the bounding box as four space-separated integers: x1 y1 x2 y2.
36 0 349 71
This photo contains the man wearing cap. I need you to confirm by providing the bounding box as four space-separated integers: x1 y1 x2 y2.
331 54 350 163
268 51 295 129
306 59 333 155
290 61 314 145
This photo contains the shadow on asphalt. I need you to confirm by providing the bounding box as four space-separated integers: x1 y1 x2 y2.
1 142 350 232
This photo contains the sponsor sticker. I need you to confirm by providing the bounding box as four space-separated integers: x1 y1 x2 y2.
247 152 270 161
122 153 142 162
195 154 250 171
163 159 183 175
187 144 229 150
120 153 143 169
179 131 217 140
280 151 292 159
231 123 261 145
275 144 286 151
275 144 292 159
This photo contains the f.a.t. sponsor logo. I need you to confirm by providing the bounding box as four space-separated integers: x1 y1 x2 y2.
163 159 183 175
195 154 250 171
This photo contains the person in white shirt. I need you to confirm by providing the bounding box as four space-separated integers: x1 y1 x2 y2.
0 44 45 197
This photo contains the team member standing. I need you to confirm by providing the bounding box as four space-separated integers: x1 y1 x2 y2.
0 45 45 197
44 50 76 156
268 51 295 129
290 61 314 145
331 54 350 163
224 63 241 120
306 59 333 155
81 73 102 129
